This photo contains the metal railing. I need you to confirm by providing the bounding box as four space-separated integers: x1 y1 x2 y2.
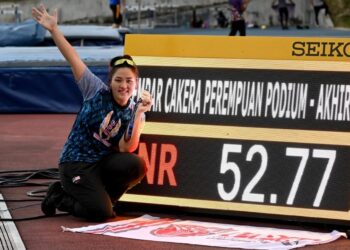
0 3 22 23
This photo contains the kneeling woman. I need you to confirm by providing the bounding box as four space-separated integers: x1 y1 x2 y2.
32 4 152 221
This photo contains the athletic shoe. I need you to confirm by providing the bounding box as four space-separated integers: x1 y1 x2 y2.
41 181 63 216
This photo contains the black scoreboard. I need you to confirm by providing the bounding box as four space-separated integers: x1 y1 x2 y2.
121 35 350 225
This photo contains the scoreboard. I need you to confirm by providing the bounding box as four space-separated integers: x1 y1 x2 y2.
120 35 350 225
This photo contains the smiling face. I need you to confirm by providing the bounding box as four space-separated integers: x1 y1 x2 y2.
110 67 138 106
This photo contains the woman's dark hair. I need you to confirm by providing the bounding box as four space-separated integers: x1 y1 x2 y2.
108 54 139 85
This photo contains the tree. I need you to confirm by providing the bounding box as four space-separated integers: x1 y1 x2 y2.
324 0 350 28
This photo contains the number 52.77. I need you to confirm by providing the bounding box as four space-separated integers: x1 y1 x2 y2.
217 144 336 207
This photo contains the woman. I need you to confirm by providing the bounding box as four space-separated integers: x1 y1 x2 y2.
32 4 152 222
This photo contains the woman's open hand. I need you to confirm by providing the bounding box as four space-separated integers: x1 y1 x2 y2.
32 4 58 32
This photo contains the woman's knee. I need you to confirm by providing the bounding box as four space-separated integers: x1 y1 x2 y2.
101 153 147 184
119 153 147 177
136 154 147 175
128 154 147 181
123 154 146 187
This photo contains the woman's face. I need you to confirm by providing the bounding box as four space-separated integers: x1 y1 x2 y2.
110 67 138 106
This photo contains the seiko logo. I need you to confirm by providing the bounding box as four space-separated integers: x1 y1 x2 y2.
292 41 350 57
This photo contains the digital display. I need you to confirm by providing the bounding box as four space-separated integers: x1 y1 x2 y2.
131 136 350 212
121 35 350 224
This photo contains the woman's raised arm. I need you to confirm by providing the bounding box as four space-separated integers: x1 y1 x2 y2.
32 4 86 80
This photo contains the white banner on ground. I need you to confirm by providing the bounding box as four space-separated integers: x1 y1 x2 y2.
62 215 346 250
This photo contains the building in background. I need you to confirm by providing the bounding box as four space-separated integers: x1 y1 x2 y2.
0 0 333 28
